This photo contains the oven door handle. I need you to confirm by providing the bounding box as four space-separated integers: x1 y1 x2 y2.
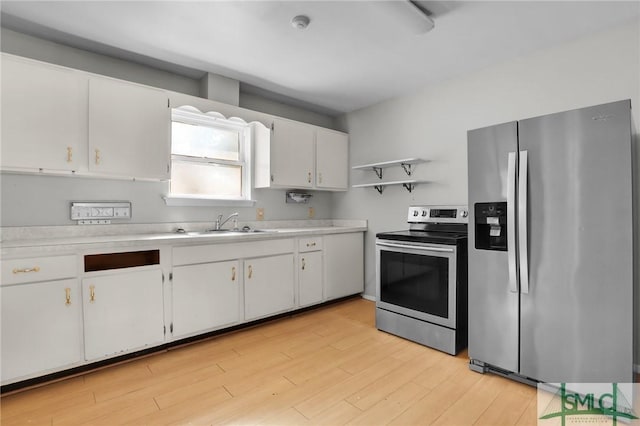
376 241 454 253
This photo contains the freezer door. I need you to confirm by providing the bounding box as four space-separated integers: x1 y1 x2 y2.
467 121 520 373
518 100 633 383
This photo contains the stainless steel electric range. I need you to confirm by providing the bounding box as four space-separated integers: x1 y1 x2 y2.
375 205 468 355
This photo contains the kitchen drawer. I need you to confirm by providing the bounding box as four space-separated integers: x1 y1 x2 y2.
298 237 323 252
1 255 78 286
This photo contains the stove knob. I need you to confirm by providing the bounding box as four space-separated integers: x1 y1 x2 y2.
413 210 419 217
460 210 469 218
421 210 428 217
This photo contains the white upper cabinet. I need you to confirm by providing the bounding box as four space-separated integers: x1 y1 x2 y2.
88 77 171 180
1 55 88 172
270 118 315 188
316 128 348 190
1 53 171 180
254 117 349 191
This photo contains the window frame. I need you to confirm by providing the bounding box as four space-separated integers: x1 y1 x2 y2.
165 106 254 206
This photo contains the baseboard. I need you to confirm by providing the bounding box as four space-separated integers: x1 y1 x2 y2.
361 294 376 302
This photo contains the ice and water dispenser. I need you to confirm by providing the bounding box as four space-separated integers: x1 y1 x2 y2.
474 202 507 251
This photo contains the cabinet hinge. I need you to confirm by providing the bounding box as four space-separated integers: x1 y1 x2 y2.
167 164 170 173
167 98 170 108
271 122 274 131
162 273 165 283
170 323 174 333
169 272 173 281
163 325 166 335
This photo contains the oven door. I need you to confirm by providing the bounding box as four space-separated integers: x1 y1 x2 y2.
376 239 458 329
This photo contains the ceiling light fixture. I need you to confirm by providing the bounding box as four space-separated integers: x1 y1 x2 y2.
291 15 310 30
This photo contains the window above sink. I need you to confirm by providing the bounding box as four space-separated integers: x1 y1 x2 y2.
164 106 269 207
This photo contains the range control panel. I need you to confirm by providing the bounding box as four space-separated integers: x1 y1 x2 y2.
407 206 468 224
71 202 131 224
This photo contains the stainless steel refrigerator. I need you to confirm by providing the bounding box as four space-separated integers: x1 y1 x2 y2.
467 99 634 384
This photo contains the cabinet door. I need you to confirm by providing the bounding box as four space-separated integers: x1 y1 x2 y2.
324 233 364 300
316 129 348 190
88 77 170 179
270 118 315 188
1 55 88 172
299 251 323 307
245 254 294 320
172 260 240 338
82 269 164 360
1 279 83 383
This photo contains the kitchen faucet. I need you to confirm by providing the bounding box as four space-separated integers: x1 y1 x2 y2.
215 212 239 230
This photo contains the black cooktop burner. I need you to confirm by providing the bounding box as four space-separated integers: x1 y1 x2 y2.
377 223 467 245
376 230 467 245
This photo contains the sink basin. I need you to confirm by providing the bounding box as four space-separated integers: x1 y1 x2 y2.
177 228 273 236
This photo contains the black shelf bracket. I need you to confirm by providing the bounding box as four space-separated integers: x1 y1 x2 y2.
373 167 383 179
401 163 413 176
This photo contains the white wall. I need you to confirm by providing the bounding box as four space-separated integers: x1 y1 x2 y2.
0 174 334 226
334 21 640 298
239 92 336 129
0 28 201 96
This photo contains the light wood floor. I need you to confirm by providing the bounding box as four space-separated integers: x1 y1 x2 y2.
1 298 538 425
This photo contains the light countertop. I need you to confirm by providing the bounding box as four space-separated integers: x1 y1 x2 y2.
0 220 367 254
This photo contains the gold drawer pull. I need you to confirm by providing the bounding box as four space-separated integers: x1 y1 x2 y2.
95 149 101 165
301 258 306 270
65 288 71 306
12 266 40 274
89 285 96 303
307 172 312 183
231 266 236 282
248 265 253 279
67 147 73 163
306 242 316 247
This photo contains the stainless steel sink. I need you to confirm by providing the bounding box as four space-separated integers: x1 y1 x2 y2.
176 228 273 236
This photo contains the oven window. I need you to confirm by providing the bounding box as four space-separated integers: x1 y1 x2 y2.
380 251 449 318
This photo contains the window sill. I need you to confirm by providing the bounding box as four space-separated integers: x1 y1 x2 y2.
163 196 257 207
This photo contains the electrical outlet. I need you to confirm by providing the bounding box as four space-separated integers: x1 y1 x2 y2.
256 208 264 220
308 207 315 218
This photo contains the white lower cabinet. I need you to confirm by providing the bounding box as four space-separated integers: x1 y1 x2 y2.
172 260 241 338
1 279 83 383
298 236 324 307
244 254 295 321
299 250 323 307
1 231 364 385
82 269 165 361
324 233 364 300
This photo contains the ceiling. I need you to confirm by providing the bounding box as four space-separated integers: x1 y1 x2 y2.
1 1 639 116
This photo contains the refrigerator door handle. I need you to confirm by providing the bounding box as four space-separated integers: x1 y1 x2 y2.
507 151 518 293
518 150 530 294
